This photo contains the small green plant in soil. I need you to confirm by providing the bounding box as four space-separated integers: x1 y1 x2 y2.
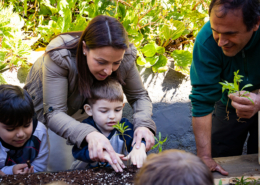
112 121 132 154
151 132 167 153
219 70 253 121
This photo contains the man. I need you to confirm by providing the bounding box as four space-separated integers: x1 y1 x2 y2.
190 0 260 175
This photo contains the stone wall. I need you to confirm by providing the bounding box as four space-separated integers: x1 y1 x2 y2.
122 64 197 154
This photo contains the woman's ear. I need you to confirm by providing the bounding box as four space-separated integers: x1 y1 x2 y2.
84 104 93 116
122 103 125 108
82 41 89 56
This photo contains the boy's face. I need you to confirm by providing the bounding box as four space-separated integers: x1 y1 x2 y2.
0 120 33 147
84 99 124 136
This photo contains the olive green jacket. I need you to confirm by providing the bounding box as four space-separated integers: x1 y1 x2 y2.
24 34 156 148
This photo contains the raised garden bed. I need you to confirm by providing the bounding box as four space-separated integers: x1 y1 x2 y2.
0 166 138 185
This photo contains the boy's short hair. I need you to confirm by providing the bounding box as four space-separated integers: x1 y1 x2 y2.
87 78 124 106
0 84 34 127
135 149 213 185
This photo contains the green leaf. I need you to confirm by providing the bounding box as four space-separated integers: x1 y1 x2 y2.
241 84 253 91
145 56 159 68
159 132 161 140
130 33 143 48
152 55 168 73
118 3 126 18
151 143 159 150
0 74 6 84
171 50 192 75
155 46 165 55
141 43 156 57
0 51 7 62
24 0 28 16
137 56 147 66
218 179 222 185
161 20 186 41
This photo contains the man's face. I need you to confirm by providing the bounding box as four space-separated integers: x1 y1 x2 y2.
210 5 259 57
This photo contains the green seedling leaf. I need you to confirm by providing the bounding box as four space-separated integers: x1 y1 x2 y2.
246 97 254 105
241 84 253 91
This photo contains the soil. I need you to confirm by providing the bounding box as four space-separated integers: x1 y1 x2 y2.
0 166 138 185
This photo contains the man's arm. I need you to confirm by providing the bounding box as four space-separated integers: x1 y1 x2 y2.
193 113 228 176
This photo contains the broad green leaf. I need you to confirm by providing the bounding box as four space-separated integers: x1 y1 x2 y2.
152 55 168 73
161 20 185 41
155 46 165 55
158 66 169 73
0 74 6 84
130 33 143 48
171 50 192 75
145 56 159 68
137 56 147 66
67 0 78 10
70 15 88 31
141 43 156 57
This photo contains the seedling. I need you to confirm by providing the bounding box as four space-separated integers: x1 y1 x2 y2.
151 132 167 153
219 70 253 121
112 122 132 154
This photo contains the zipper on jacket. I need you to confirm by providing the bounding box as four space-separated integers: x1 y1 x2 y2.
242 50 248 81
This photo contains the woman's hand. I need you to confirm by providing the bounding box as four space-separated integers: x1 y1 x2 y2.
103 152 125 172
123 143 146 168
132 127 155 151
86 131 119 165
13 164 34 174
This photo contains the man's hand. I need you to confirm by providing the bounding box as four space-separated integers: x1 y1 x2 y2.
86 131 118 164
201 156 228 176
123 143 146 168
103 152 125 172
132 127 154 151
229 91 260 119
13 164 34 174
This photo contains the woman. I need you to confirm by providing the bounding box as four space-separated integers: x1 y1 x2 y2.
24 15 156 171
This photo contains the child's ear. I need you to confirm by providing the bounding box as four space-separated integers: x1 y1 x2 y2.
122 103 125 108
84 104 93 116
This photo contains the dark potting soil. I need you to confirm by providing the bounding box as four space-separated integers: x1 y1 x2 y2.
0 166 138 185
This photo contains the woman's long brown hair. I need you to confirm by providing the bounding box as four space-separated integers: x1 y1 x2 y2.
45 15 129 98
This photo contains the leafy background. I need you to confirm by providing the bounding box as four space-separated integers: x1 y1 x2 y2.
0 0 210 83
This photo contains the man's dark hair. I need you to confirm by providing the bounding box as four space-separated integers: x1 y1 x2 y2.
209 0 260 31
0 85 34 127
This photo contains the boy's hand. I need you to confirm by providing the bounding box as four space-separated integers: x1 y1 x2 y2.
103 151 126 172
13 164 34 174
0 170 5 176
123 143 146 168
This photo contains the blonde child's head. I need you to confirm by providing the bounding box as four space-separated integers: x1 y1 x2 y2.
135 149 213 185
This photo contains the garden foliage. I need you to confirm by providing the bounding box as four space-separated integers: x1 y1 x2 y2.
1 0 210 83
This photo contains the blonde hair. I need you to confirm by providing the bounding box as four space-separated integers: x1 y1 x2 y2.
135 149 213 185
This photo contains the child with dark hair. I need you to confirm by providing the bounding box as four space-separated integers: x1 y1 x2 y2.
72 78 146 172
135 149 214 185
0 85 49 175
